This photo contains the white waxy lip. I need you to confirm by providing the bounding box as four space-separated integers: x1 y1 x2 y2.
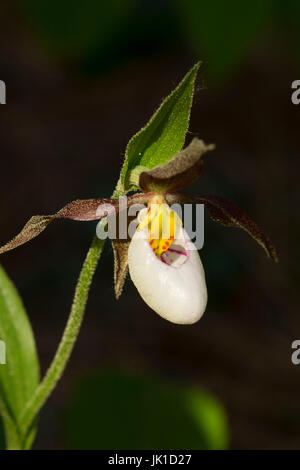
128 216 208 324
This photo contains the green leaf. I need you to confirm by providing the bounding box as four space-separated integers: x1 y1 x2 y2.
175 0 272 83
23 0 136 61
0 418 5 449
0 265 39 449
65 369 229 449
117 62 200 194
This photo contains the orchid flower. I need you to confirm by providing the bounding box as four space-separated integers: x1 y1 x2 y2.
0 64 277 325
0 138 277 324
0 63 279 452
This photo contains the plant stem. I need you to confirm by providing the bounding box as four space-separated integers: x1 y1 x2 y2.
18 236 105 438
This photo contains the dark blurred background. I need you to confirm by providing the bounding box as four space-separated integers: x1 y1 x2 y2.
0 0 299 449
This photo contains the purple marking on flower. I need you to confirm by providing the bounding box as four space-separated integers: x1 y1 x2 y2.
161 242 190 268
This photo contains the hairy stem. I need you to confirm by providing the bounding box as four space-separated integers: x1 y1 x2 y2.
18 236 105 439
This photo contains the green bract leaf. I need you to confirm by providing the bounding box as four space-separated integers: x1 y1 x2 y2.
139 138 215 194
117 62 201 194
0 265 39 449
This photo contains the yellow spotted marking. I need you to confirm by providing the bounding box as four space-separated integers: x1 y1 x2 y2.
138 196 182 258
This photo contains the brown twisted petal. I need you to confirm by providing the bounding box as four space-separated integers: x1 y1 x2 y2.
112 239 131 299
166 193 278 263
0 193 152 255
139 138 215 194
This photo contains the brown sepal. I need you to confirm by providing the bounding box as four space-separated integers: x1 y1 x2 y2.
166 193 278 262
0 193 152 255
195 194 278 262
139 138 215 194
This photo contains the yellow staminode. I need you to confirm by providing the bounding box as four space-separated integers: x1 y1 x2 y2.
138 195 182 258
